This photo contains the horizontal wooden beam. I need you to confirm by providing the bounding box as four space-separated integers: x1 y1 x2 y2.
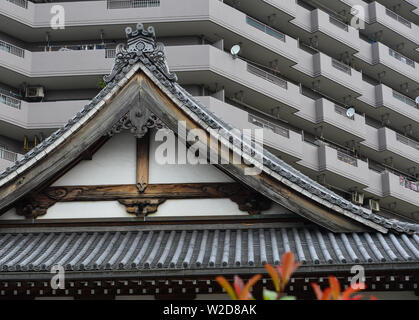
44 183 247 201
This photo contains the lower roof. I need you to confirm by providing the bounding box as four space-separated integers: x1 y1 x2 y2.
0 222 417 280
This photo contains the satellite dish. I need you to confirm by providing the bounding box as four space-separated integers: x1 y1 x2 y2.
346 107 355 118
230 44 241 59
415 96 419 105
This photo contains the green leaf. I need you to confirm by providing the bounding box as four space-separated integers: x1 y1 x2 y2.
279 296 296 300
263 289 278 300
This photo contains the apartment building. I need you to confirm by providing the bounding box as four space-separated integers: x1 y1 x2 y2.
0 0 418 226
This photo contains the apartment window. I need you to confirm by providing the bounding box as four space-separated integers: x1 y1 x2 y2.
396 133 419 151
334 105 354 120
331 59 351 75
0 92 21 110
389 48 415 68
107 0 160 9
385 8 411 28
248 114 290 138
246 16 286 42
329 16 348 31
0 148 18 162
247 64 288 89
0 40 25 58
399 175 419 193
337 150 358 167
392 90 418 108
6 0 28 9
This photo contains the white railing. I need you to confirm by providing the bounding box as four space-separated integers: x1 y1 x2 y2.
247 64 288 89
385 8 411 28
337 150 358 167
329 16 348 31
0 148 18 162
105 49 116 59
392 90 418 109
331 59 351 75
389 48 415 68
249 114 290 138
396 133 419 151
107 0 160 9
246 16 286 42
0 92 21 110
0 40 25 58
6 0 28 9
399 175 419 193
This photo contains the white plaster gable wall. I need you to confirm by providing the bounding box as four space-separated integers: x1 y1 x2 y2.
0 200 292 220
148 129 234 184
52 132 137 186
0 208 24 220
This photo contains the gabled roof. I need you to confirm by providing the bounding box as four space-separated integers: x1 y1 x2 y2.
0 23 418 235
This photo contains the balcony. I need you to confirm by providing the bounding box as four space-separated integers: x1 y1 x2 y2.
312 52 363 101
310 9 360 56
318 143 370 189
196 96 304 162
315 98 367 143
374 84 419 130
366 1 419 61
354 42 418 97
382 171 419 219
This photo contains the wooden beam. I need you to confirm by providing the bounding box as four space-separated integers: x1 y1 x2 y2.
136 133 149 192
44 183 249 201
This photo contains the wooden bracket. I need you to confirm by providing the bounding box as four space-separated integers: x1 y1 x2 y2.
136 134 149 193
118 198 166 217
230 193 272 215
15 194 57 219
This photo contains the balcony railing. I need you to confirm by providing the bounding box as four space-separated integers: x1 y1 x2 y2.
0 40 25 58
247 64 288 89
0 92 21 110
329 16 348 31
334 105 354 120
389 48 415 68
385 8 411 28
107 0 160 9
392 90 418 109
331 59 351 75
249 114 290 138
396 133 419 151
0 148 18 163
399 175 419 193
6 0 28 9
337 150 358 167
105 49 116 59
246 16 286 42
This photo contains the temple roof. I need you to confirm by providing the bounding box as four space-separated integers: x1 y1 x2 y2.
0 23 418 235
0 223 417 279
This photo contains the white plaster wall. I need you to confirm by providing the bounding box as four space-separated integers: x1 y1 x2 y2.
37 201 130 219
52 132 137 186
149 129 234 184
0 208 24 220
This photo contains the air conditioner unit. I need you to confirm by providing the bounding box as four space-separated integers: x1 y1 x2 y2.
369 199 380 212
25 86 44 99
351 191 364 205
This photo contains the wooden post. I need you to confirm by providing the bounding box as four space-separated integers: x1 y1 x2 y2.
136 133 150 193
